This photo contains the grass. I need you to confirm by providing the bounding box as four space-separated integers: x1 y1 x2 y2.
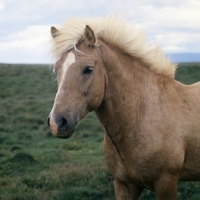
0 62 200 200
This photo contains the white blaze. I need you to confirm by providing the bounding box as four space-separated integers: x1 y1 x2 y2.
61 52 75 83
54 52 75 105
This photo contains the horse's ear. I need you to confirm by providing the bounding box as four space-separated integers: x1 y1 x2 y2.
51 26 60 39
84 25 96 47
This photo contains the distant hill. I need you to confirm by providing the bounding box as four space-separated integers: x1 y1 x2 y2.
167 53 200 63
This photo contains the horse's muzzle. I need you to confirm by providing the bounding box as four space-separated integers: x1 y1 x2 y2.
47 114 75 139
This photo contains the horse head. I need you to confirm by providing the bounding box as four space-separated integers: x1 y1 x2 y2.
47 25 105 139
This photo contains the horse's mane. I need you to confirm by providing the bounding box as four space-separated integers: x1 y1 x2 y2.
50 15 176 78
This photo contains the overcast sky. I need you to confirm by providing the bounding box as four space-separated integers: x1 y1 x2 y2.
0 0 200 64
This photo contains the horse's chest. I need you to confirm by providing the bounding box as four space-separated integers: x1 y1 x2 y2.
103 134 158 190
104 134 142 182
104 134 125 173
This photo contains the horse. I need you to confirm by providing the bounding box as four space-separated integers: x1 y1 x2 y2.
47 15 200 199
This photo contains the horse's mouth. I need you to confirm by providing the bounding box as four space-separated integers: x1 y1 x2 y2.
55 128 75 139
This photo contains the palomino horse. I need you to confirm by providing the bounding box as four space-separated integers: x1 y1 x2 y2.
47 15 200 199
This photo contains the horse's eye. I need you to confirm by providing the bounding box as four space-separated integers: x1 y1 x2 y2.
83 66 94 74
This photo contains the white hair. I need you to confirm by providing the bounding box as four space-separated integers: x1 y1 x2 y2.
50 15 176 78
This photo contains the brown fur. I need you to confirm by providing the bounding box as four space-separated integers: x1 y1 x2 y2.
48 26 200 199
84 25 97 47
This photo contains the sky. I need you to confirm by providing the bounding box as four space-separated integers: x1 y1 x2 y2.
0 0 200 64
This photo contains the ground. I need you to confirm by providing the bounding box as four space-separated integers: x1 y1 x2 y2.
0 63 200 200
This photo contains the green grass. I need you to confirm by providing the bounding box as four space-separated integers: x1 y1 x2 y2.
175 62 200 84
0 62 200 200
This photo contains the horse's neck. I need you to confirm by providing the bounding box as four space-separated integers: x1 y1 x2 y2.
96 43 174 135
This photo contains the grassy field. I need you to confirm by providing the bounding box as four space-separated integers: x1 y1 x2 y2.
0 62 200 200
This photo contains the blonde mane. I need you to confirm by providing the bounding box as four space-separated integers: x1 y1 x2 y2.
50 15 176 78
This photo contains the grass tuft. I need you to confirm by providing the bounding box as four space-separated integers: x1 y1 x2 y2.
10 152 35 163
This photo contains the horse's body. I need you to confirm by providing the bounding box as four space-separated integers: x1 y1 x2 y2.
47 16 200 199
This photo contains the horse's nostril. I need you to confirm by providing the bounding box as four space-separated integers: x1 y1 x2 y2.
47 116 50 127
49 115 68 131
59 117 68 131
